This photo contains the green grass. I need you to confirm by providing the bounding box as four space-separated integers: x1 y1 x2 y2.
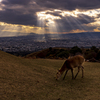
0 50 100 100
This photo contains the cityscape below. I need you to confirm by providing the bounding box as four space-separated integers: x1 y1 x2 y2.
0 32 100 54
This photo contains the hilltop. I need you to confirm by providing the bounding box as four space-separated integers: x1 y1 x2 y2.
0 50 100 100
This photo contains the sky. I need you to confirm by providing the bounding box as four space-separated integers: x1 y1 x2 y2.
0 0 100 37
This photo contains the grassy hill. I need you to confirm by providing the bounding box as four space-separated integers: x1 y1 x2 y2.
0 50 100 100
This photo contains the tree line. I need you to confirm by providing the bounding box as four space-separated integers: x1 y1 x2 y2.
47 46 100 62
7 46 100 62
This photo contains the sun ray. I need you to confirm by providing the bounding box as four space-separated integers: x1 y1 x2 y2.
65 17 76 30
0 22 47 37
0 8 100 37
36 8 100 41
36 11 61 40
37 13 46 41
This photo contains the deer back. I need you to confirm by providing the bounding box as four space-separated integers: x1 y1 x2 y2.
66 55 85 69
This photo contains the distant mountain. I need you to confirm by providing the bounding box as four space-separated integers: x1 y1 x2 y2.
1 32 100 41
26 32 100 41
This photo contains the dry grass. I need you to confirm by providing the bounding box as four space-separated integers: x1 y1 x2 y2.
0 51 100 100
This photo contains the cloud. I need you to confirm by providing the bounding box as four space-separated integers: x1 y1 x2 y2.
77 14 95 24
36 0 100 10
0 8 37 26
94 27 100 32
51 13 96 32
2 0 31 5
0 0 100 26
0 0 100 34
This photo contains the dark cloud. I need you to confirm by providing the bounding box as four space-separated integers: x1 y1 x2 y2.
97 14 100 18
0 0 46 26
35 0 57 9
2 0 31 5
77 14 95 24
0 0 100 32
2 0 100 11
0 9 37 26
0 0 40 26
36 0 100 10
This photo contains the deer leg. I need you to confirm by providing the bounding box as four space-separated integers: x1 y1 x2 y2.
74 67 80 79
71 69 74 79
63 69 68 80
81 66 84 78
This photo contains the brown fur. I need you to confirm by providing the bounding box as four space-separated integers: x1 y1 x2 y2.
56 55 85 80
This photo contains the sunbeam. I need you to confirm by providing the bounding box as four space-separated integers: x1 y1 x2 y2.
36 11 61 27
0 23 21 37
36 8 100 35
0 8 100 37
36 11 61 40
36 8 100 42
65 17 76 30
0 21 50 37
0 22 38 37
36 12 46 41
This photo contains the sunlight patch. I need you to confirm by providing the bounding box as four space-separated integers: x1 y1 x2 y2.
94 27 100 32
0 22 44 37
70 29 87 33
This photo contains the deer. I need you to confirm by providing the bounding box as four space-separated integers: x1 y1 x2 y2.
56 55 85 80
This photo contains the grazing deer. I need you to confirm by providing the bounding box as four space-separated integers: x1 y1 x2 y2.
56 55 85 80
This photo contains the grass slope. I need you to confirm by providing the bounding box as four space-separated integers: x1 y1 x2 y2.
0 50 100 100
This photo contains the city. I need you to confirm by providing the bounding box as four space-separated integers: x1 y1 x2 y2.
0 32 100 54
